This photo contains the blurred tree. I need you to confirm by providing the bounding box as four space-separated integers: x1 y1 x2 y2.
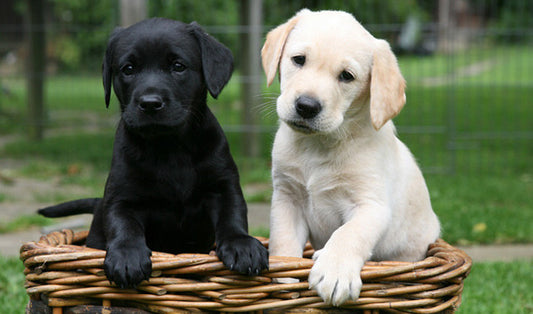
45 0 429 73
48 0 116 72
489 0 533 43
263 0 425 35
148 0 239 65
419 0 533 44
239 0 263 158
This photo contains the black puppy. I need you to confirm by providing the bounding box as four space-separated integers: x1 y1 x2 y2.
38 18 268 288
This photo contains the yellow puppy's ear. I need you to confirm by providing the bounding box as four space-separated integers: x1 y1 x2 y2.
370 39 406 130
261 10 306 86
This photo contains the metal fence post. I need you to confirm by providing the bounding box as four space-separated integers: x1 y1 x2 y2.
26 0 46 141
119 0 147 27
239 0 263 158
438 0 457 174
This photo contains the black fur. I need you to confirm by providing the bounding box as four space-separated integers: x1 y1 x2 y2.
38 18 268 288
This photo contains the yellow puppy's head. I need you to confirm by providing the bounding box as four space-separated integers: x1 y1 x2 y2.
262 9 406 133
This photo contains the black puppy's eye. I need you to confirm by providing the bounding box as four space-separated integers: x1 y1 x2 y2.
339 70 355 82
171 61 186 73
121 64 135 76
292 55 306 66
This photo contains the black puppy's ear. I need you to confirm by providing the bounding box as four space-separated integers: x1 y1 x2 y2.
102 27 123 108
189 22 234 98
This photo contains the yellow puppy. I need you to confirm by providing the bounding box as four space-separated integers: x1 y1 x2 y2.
262 9 440 306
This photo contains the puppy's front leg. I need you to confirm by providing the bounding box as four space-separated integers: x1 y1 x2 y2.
269 186 308 258
308 202 390 306
269 184 309 284
103 204 152 288
213 183 269 275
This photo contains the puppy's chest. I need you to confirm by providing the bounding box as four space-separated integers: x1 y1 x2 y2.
280 157 354 244
286 153 353 199
132 155 199 200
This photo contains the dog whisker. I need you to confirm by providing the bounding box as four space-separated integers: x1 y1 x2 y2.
255 104 277 119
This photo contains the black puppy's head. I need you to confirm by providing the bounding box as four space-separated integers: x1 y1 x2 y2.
103 18 233 137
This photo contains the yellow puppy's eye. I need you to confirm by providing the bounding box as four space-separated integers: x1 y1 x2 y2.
339 70 355 82
292 55 306 66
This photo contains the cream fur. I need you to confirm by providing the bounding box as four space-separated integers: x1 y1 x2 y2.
262 9 440 306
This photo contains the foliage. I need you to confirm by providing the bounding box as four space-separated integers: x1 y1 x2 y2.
416 0 533 44
42 0 426 73
149 0 239 55
17 0 533 73
263 0 425 26
148 0 238 24
488 0 533 43
48 0 116 72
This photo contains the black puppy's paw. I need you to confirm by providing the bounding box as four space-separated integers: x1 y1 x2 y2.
217 235 269 275
104 243 152 288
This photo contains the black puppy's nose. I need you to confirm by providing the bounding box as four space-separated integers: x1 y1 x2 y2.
138 95 165 113
295 96 321 119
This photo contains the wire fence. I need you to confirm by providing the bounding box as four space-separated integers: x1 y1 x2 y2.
0 0 531 176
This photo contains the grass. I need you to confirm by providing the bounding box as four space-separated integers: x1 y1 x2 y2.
428 174 533 245
0 215 53 234
1 254 531 313
458 260 533 313
0 256 28 313
3 133 114 174
399 46 533 85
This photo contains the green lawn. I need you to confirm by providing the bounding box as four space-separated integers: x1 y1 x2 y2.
457 260 533 314
0 256 27 313
429 174 532 245
399 46 533 85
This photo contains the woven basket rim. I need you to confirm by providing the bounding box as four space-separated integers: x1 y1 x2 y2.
21 229 472 313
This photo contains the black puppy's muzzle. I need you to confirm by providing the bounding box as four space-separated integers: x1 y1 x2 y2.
138 94 165 114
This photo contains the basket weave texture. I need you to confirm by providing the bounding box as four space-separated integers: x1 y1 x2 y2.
21 229 472 313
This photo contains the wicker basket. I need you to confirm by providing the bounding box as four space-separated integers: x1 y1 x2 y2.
21 229 472 313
